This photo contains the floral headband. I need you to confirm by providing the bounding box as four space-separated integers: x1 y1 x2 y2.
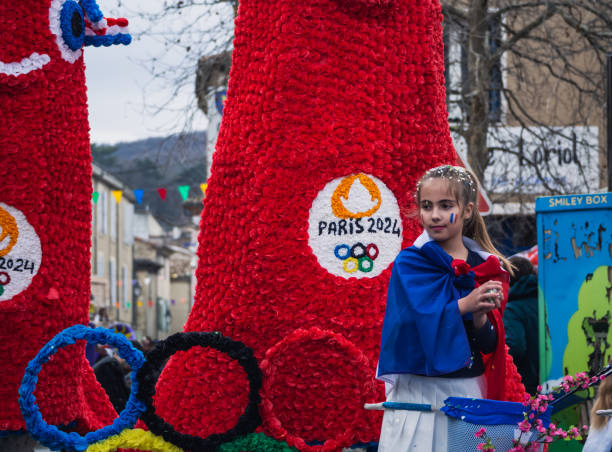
417 165 477 198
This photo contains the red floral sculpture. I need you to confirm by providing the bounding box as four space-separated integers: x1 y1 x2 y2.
153 0 458 449
0 0 130 432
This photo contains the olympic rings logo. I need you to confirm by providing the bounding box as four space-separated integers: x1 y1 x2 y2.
334 242 379 274
0 271 10 296
17 325 299 452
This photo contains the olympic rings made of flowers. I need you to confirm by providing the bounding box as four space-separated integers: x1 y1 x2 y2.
135 331 262 452
350 242 366 259
18 325 146 452
85 428 183 452
219 432 298 452
342 257 359 273
357 256 374 273
260 327 373 452
333 244 350 260
365 243 379 260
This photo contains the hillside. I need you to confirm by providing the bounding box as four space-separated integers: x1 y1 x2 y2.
92 131 207 227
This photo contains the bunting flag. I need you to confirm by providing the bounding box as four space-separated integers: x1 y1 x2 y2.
178 185 190 201
91 184 207 204
111 190 123 204
133 189 144 204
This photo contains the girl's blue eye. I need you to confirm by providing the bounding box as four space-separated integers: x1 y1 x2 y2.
60 1 85 51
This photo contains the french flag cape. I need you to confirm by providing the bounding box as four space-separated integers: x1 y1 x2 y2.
377 232 525 401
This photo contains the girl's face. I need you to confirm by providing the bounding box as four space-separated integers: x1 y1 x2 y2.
418 178 473 246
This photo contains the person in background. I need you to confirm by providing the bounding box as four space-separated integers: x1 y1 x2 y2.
92 344 130 413
503 256 539 395
93 307 110 328
583 373 612 452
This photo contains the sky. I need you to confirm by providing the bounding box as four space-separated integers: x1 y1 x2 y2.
84 0 227 145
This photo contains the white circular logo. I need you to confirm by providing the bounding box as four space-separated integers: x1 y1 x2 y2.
308 174 403 278
0 203 42 301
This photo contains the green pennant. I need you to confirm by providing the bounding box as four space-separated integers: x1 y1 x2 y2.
92 191 100 204
178 185 190 201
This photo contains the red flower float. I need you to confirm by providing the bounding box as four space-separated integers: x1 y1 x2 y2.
154 0 457 449
0 0 131 432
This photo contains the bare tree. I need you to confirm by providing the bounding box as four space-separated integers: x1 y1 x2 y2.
139 0 611 201
443 0 612 199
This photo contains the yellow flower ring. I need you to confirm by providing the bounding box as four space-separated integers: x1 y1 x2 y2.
85 429 183 452
343 257 359 273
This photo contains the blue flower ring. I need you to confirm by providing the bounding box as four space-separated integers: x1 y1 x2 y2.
334 244 350 260
350 242 367 259
135 332 262 451
358 256 374 273
18 325 146 451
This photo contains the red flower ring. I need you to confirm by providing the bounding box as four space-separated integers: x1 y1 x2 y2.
260 327 374 452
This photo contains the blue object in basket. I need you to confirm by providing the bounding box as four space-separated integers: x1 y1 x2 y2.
442 397 552 426
443 397 553 452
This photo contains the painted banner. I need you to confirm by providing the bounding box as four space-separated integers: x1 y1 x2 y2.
536 192 612 386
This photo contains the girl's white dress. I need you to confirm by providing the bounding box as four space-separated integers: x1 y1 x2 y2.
582 418 612 452
377 232 494 452
377 374 485 452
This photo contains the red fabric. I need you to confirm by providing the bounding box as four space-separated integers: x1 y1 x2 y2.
0 1 116 431
153 0 458 447
472 256 526 402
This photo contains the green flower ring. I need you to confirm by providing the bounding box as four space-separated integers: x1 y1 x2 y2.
219 432 298 452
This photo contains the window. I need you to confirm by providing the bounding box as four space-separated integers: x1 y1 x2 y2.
110 194 117 239
97 190 107 234
443 11 503 123
122 264 129 308
123 203 134 245
109 258 117 305
97 252 104 277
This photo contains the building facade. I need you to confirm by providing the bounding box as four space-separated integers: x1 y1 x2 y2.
91 163 135 325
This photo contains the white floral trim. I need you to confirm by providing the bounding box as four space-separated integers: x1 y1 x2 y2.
0 53 51 76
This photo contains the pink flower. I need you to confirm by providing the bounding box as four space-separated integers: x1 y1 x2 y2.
518 419 532 432
475 427 487 438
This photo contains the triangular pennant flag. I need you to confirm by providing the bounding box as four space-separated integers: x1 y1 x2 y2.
178 185 190 201
112 190 123 204
133 189 144 204
200 183 208 196
92 191 100 204
157 187 167 201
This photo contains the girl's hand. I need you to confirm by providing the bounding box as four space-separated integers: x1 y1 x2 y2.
458 280 503 318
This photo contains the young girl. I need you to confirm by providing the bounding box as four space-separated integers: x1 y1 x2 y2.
377 165 522 451
583 373 612 452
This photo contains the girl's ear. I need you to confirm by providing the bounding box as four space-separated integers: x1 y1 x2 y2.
462 202 474 221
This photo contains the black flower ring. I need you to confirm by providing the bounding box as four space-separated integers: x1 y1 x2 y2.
135 331 262 452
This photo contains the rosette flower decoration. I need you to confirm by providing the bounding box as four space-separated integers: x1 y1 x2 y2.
153 0 456 449
0 0 131 433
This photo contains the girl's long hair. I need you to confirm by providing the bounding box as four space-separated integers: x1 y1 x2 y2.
416 165 514 276
591 375 612 429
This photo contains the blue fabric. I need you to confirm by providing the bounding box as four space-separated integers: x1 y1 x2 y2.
18 325 146 451
442 397 552 426
378 241 476 377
